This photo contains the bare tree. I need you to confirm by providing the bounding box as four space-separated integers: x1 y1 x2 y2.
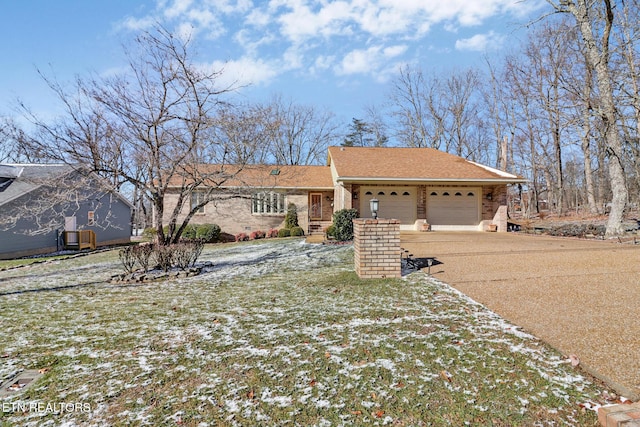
546 0 628 236
266 95 340 165
503 53 547 216
13 26 246 244
389 66 446 148
442 68 482 159
0 118 35 163
616 0 640 208
362 103 390 147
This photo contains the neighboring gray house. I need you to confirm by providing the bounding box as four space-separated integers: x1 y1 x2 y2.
0 164 132 260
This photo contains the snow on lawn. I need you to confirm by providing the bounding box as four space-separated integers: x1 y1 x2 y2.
0 239 608 426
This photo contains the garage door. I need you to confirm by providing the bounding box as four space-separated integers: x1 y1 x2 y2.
360 187 417 225
427 187 480 226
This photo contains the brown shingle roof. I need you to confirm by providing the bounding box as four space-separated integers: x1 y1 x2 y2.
169 164 334 189
327 146 524 183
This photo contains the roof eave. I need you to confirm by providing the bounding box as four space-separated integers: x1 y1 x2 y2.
179 185 336 191
336 177 528 185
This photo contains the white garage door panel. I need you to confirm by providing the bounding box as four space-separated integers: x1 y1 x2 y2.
360 187 417 224
427 188 480 226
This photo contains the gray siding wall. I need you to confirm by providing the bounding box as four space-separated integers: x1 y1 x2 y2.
0 182 131 259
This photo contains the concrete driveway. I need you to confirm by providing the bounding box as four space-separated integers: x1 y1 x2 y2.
400 231 640 400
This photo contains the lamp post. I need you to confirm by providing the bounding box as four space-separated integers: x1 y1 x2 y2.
369 198 379 219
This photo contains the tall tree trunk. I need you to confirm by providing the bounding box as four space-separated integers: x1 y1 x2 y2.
551 0 628 235
580 54 600 215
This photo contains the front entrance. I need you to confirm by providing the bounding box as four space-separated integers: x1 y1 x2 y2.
65 216 77 245
309 193 322 220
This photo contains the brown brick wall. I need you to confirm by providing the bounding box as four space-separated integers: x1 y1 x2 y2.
162 190 309 235
353 218 401 279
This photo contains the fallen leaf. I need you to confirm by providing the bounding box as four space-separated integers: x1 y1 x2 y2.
310 379 317 387
371 392 377 399
351 410 362 415
374 410 385 418
325 351 331 358
578 401 600 412
440 370 453 382
38 367 50 374
247 390 255 399
394 382 405 388
569 354 580 367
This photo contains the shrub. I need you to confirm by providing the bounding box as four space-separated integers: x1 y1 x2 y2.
153 244 174 272
118 246 137 273
277 228 291 238
267 228 279 238
143 226 170 241
235 232 249 242
181 224 198 240
142 227 157 239
172 240 205 270
284 203 299 229
290 226 304 237
219 232 236 243
132 243 154 272
250 230 266 240
324 225 336 239
332 208 358 241
196 223 221 242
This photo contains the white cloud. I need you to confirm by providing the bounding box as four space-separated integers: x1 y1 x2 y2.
313 55 335 71
455 30 505 52
163 0 194 19
205 56 282 88
335 44 407 81
383 45 408 58
119 15 157 31
120 0 545 88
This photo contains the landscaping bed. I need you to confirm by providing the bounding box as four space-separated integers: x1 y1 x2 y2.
511 213 640 239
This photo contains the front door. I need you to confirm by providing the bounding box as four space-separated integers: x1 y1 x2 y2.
65 216 78 244
310 193 322 220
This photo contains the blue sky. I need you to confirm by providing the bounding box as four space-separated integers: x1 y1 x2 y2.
1 0 547 125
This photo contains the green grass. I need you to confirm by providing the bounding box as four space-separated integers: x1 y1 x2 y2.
0 253 80 270
0 239 607 426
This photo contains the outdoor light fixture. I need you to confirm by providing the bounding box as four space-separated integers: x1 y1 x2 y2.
369 198 379 219
486 192 493 201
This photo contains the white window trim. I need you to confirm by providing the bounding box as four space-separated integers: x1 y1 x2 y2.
191 191 206 215
252 191 286 215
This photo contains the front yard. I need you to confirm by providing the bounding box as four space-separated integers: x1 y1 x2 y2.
0 239 608 426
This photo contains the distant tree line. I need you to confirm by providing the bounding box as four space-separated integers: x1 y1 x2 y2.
1 1 639 239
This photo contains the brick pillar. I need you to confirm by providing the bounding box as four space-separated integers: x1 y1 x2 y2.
492 205 508 232
353 218 401 279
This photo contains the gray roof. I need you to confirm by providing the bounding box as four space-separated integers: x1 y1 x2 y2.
0 164 87 206
0 164 138 211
